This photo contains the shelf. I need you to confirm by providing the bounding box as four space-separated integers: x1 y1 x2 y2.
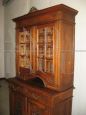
37 43 45 46
19 55 26 57
37 56 44 59
19 42 30 44
46 45 53 48
39 33 45 37
46 57 53 60
19 55 30 58
37 57 53 60
37 42 45 44
47 33 53 36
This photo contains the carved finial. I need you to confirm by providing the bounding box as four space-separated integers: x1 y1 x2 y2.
29 7 38 13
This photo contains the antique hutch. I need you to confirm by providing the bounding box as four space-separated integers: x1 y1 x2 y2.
8 4 78 115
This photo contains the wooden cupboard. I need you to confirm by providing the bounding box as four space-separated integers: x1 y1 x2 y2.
9 78 73 115
8 4 78 115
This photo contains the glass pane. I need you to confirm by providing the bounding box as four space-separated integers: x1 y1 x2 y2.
18 28 32 74
37 26 54 73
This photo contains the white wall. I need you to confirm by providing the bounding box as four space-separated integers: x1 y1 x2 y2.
0 1 4 78
4 0 30 78
30 0 86 115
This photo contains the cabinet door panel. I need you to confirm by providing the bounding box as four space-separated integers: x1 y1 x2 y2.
16 27 34 80
15 93 27 115
37 25 54 74
30 104 44 115
10 89 27 115
28 100 48 115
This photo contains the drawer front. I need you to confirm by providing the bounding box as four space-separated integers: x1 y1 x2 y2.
9 83 51 106
26 89 50 106
30 103 44 115
28 100 49 115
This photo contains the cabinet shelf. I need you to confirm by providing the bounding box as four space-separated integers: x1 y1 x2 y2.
37 57 53 60
37 42 45 44
46 57 53 60
37 42 53 45
19 55 26 57
47 33 53 36
39 33 45 37
19 42 30 44
46 45 53 48
19 55 30 58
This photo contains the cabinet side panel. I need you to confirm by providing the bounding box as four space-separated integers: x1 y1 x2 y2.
59 21 75 91
53 98 72 115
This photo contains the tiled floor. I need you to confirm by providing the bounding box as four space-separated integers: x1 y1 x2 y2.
0 80 9 115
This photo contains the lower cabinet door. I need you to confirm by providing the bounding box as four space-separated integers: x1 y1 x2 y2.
28 100 48 115
10 89 27 115
30 103 44 115
14 93 27 115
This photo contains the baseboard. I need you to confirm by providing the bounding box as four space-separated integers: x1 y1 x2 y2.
0 78 7 81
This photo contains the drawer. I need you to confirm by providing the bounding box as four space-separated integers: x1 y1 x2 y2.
30 102 45 115
26 89 51 106
28 99 49 115
9 83 51 106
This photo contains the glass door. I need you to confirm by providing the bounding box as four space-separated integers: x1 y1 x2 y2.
37 25 54 74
